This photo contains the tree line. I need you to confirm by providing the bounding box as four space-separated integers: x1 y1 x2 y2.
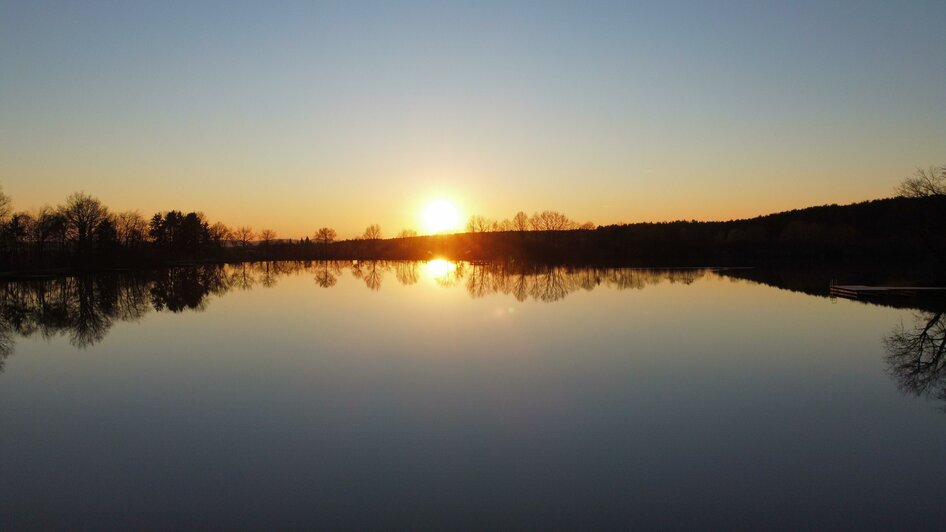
0 164 942 272
465 210 595 233
0 186 606 271
0 189 351 271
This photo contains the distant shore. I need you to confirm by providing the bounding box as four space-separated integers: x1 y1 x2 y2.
1 195 943 276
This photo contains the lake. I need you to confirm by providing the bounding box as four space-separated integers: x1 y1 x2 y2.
0 261 944 530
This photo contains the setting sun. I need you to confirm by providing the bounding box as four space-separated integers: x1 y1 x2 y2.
421 199 462 234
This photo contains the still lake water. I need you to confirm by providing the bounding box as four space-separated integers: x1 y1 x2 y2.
0 261 944 530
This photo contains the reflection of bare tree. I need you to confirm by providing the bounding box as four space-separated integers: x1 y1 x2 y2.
230 263 257 291
0 314 15 373
466 264 493 298
884 311 946 408
258 261 279 288
454 264 709 303
250 261 305 287
433 261 465 288
314 261 340 288
531 269 570 302
395 262 420 286
362 261 385 292
511 273 530 302
71 278 112 348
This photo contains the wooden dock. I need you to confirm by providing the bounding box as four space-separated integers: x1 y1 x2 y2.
830 285 946 300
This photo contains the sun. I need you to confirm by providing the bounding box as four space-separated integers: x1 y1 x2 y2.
421 199 461 234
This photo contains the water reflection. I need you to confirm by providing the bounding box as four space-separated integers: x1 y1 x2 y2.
884 311 946 409
0 266 225 357
0 261 714 360
3 260 945 416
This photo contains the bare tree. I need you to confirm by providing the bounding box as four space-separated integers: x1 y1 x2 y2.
512 211 529 232
363 224 382 240
397 228 417 238
208 222 232 246
579 221 596 230
529 210 575 231
0 186 11 221
233 226 255 249
896 165 946 198
34 206 67 250
466 215 492 233
61 192 109 250
259 229 277 246
314 227 337 245
115 210 148 248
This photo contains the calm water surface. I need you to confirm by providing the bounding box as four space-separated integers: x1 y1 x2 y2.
0 261 944 530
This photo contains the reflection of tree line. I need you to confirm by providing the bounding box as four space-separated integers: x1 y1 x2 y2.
2 259 942 414
460 263 706 302
0 263 286 366
311 261 709 301
0 262 712 366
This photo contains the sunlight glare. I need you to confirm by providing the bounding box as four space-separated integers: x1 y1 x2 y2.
422 199 461 234
424 259 457 280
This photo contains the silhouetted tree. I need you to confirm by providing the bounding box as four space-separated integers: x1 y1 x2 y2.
397 229 417 238
363 224 382 240
529 210 576 231
896 165 946 198
0 187 11 222
513 211 529 232
179 212 208 255
207 222 231 247
259 229 277 247
466 215 492 233
94 217 119 253
35 206 67 252
148 211 210 256
233 226 255 249
3 212 32 255
314 227 336 245
115 210 148 248
62 192 109 252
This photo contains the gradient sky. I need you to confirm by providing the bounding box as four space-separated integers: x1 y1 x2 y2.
1 1 944 238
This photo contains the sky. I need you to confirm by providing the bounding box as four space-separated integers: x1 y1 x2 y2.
1 0 945 238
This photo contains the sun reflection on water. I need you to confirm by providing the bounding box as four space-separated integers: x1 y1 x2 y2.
424 259 457 281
